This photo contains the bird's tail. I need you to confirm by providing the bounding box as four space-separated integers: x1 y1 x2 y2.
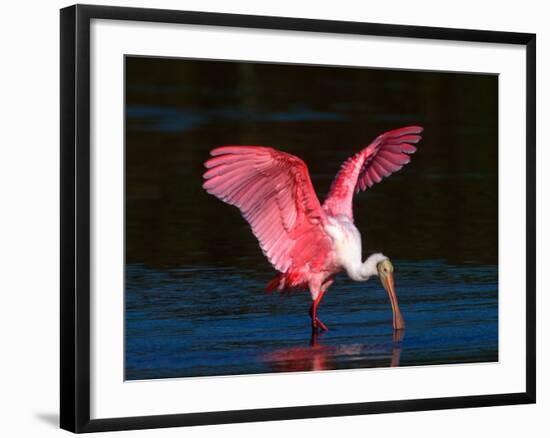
266 273 284 293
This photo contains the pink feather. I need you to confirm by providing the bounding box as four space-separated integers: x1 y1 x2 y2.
323 126 423 219
203 146 332 275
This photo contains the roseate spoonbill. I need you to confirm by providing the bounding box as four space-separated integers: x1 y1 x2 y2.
203 125 422 332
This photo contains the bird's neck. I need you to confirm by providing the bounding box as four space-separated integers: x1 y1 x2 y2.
324 216 388 282
347 253 387 282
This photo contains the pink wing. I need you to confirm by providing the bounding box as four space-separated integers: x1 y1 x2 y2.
323 126 423 219
203 146 332 273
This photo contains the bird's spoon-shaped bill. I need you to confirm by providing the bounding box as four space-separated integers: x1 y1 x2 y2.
380 272 405 331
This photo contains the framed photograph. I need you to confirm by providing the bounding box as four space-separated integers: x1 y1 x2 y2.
60 4 536 433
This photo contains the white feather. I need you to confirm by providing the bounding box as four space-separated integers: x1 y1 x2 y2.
324 215 387 281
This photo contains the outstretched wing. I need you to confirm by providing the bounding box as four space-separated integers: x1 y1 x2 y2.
203 146 332 273
323 126 423 219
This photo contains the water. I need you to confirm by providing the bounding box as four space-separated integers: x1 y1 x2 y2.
125 57 498 380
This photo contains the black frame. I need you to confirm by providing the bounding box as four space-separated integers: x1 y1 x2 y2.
60 4 536 433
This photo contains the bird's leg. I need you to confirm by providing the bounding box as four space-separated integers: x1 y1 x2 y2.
309 280 333 332
309 298 328 332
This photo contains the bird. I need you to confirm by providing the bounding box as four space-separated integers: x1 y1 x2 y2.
202 125 423 332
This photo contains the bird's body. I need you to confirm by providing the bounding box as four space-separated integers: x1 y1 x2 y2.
203 125 423 332
267 214 369 297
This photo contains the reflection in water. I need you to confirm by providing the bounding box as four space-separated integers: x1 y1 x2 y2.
124 57 498 380
263 336 333 373
263 330 404 373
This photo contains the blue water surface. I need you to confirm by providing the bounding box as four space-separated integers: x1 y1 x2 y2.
125 260 497 379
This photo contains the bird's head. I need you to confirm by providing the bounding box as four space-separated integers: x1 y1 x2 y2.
376 259 405 331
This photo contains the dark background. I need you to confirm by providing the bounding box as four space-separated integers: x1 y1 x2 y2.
125 56 498 380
